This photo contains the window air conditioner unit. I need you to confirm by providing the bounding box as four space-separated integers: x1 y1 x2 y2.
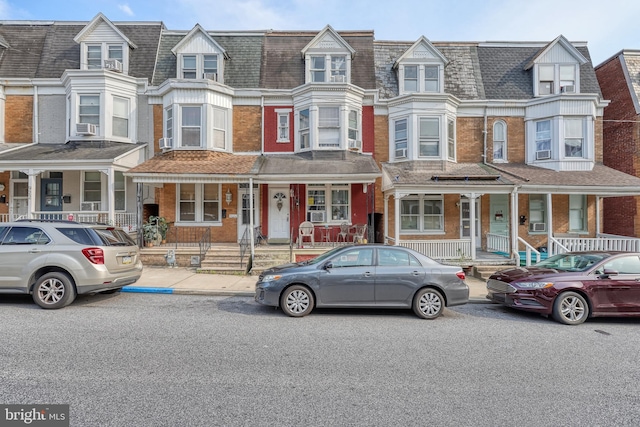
76 123 97 136
310 211 326 223
104 59 123 73
81 202 101 211
204 73 218 81
348 139 362 151
330 75 346 83
536 150 551 160
396 148 407 158
158 138 173 150
530 222 546 232
561 85 575 93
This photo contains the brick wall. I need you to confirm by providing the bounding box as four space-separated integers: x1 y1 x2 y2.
233 106 262 152
152 104 163 153
5 95 33 143
596 55 640 236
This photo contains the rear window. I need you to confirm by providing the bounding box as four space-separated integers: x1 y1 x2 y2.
93 228 137 246
57 228 102 245
57 227 136 246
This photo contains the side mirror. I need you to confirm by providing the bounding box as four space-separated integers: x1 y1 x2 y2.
600 268 619 278
323 262 333 270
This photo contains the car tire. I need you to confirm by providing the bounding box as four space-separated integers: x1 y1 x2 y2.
552 291 589 325
413 288 444 319
32 272 76 309
280 285 314 317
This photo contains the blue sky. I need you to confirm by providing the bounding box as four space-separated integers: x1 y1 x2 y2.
2 0 639 65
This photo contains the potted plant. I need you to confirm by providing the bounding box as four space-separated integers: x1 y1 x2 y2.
143 216 164 246
151 216 169 243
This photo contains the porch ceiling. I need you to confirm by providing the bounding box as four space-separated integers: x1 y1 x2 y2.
0 141 146 170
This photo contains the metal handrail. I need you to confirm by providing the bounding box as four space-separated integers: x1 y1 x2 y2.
198 228 211 268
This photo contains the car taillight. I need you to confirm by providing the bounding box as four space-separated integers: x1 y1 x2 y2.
82 247 104 264
456 271 466 280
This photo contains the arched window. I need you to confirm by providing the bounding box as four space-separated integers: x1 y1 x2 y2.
493 121 507 162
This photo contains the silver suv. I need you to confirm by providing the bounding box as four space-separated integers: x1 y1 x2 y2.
0 220 142 309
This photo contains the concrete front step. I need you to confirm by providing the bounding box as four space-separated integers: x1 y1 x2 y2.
473 265 513 280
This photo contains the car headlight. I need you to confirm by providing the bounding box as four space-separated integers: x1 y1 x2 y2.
515 281 554 289
262 274 282 282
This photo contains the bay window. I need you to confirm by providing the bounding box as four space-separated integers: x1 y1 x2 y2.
112 97 129 138
394 118 407 158
447 118 455 160
535 120 551 155
564 119 583 158
181 106 201 147
318 107 340 147
79 95 100 127
212 107 226 149
419 117 440 157
299 109 310 149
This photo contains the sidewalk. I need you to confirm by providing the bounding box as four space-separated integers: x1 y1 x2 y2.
122 266 489 303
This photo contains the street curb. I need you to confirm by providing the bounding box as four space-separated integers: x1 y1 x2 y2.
121 287 174 294
121 287 491 303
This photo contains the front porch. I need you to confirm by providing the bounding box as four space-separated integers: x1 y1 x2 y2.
1 211 137 231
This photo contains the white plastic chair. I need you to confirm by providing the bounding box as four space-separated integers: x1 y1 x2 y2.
298 221 315 247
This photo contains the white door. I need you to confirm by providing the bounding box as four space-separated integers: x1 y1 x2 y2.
268 187 290 241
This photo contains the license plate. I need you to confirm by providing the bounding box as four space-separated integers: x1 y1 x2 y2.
122 255 132 265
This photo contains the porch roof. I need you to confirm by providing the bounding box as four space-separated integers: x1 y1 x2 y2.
254 151 381 183
381 160 640 196
490 163 640 196
126 150 260 183
0 142 146 170
381 161 517 193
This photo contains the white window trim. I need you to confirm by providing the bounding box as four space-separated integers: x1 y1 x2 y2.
534 63 580 96
528 194 547 233
179 105 203 148
276 109 292 143
393 117 408 160
399 64 443 94
177 53 222 81
306 184 351 224
569 194 587 233
175 183 222 225
493 120 507 162
400 195 445 234
82 42 128 73
306 54 351 84
82 171 103 207
77 93 101 135
112 96 130 139
418 116 441 158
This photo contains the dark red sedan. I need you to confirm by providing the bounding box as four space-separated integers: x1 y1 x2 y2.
486 251 640 325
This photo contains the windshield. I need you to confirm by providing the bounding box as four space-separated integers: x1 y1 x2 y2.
535 253 606 272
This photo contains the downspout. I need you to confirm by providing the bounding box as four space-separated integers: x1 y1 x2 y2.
482 107 488 164
33 85 39 144
260 96 265 153
250 177 255 260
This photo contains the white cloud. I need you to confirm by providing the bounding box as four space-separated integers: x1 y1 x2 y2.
118 3 135 17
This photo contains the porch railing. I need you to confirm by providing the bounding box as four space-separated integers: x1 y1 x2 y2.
551 235 640 253
517 237 541 266
28 211 137 233
398 239 472 261
486 233 510 254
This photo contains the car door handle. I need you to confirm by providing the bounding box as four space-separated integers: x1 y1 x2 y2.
28 249 41 253
412 271 421 276
363 272 373 277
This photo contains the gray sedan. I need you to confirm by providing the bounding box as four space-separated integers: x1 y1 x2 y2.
255 244 469 319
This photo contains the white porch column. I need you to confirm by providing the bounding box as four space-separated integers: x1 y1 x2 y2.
22 169 44 219
596 196 601 235
394 193 400 246
469 193 477 261
384 194 389 244
102 168 115 225
511 189 519 261
546 193 553 245
250 179 255 259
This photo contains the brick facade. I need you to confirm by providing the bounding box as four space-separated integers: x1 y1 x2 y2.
5 95 33 143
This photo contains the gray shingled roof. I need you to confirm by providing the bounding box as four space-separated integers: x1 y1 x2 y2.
153 32 264 87
374 42 601 101
0 22 162 79
0 141 145 162
261 31 376 90
382 161 516 188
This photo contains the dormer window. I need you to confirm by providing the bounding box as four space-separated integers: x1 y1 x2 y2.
75 13 134 74
560 65 576 93
537 64 578 95
310 56 325 82
395 37 447 95
331 56 346 82
309 55 348 83
302 25 355 85
180 54 219 79
404 66 418 92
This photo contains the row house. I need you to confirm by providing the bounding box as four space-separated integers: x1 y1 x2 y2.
1 14 640 265
595 51 640 238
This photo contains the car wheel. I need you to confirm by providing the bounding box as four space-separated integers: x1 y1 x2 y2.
552 291 589 325
413 288 444 319
32 272 76 309
280 285 314 317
